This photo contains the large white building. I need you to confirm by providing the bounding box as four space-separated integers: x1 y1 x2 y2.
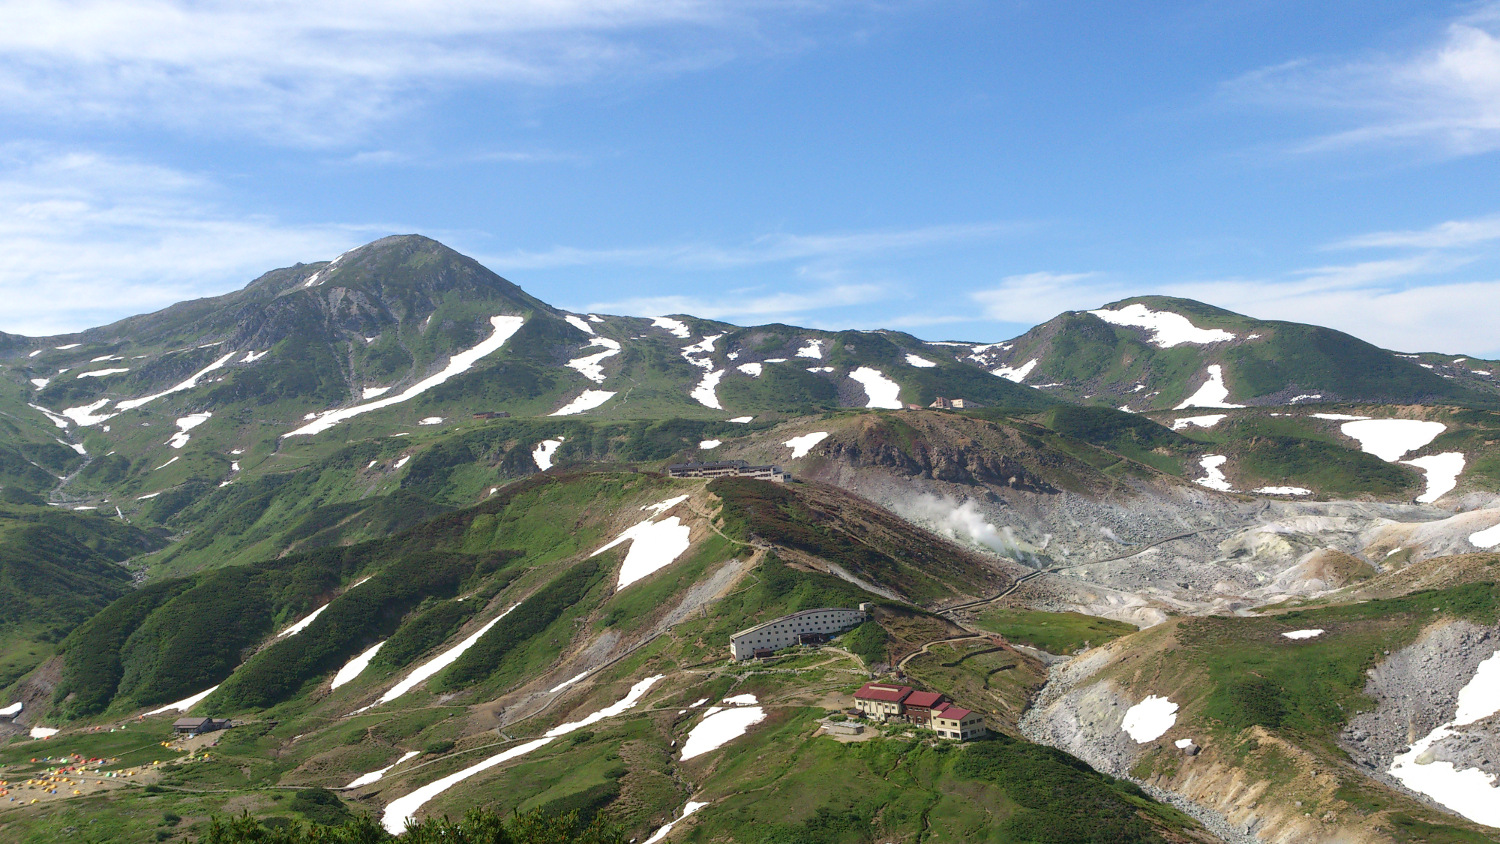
729 606 869 660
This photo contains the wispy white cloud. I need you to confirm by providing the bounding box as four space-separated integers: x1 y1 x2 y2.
0 0 874 144
585 283 887 322
1329 214 1500 249
0 145 387 334
1228 3 1500 156
491 221 1025 272
971 271 1118 324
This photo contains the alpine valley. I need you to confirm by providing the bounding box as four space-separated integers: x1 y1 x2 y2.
4 234 1500 844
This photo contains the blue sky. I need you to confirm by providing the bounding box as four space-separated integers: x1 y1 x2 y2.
4 1 1500 354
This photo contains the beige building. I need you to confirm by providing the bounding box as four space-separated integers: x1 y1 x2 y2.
930 706 986 741
729 606 868 660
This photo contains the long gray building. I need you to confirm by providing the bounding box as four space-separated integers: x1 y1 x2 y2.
729 606 870 660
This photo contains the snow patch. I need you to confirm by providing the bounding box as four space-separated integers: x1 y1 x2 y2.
567 337 622 383
1311 413 1370 421
0 701 19 717
394 456 410 469
849 367 902 409
332 642 385 690
287 316 525 436
904 354 937 368
418 416 444 426
992 359 1037 383
61 398 118 427
1195 455 1232 491
565 315 596 335
593 507 694 591
784 431 829 459
136 492 161 500
736 362 762 377
380 675 663 833
691 370 724 409
1121 695 1178 742
1256 487 1311 496
1174 365 1244 410
1340 419 1447 462
153 456 179 471
1172 414 1226 430
29 727 59 739
1471 522 1500 549
242 350 268 363
699 439 721 449
652 317 691 338
1405 452 1465 503
682 696 764 760
551 389 616 416
77 367 129 378
1390 649 1500 826
1089 303 1236 347
362 386 392 399
28 349 42 357
54 343 81 350
346 750 419 789
728 416 753 423
533 437 565 470
795 339 824 358
806 366 834 373
29 377 50 388
167 412 211 449
1282 629 1324 640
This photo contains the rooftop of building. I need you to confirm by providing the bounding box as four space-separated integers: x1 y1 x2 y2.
730 607 866 640
854 682 913 703
905 691 946 708
934 706 975 721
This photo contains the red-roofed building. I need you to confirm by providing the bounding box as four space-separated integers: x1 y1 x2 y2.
931 706 986 741
902 691 949 726
853 682 912 720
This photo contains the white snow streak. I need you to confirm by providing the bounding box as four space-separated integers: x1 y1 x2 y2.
144 685 220 716
362 386 392 399
346 750 419 789
117 352 236 412
381 675 663 833
551 390 616 416
418 417 444 426
795 339 824 358
242 350 268 363
1171 414 1226 430
699 439 721 449
736 362 762 377
287 316 525 436
0 701 20 717
1282 629 1324 640
728 416 753 423
154 456 180 471
849 367 902 409
1089 304 1236 347
1256 487 1311 496
643 801 708 844
29 403 69 428
548 671 590 694
77 367 129 378
278 604 329 638
1311 413 1370 421
904 353 937 368
61 398 117 427
366 606 518 710
332 641 384 690
564 315 596 335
